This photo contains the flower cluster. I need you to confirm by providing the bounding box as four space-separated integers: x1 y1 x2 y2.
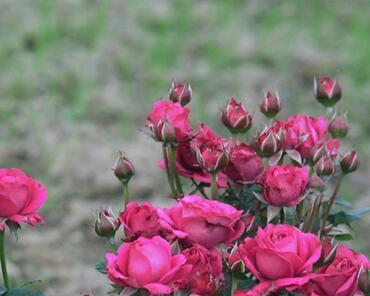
96 77 369 296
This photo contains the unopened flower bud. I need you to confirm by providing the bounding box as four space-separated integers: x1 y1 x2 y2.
310 143 327 164
340 150 359 174
221 98 252 134
329 114 349 138
260 130 280 157
169 81 192 106
148 120 176 143
314 76 342 107
309 175 325 191
315 157 335 176
195 146 229 174
95 208 120 238
113 152 135 183
259 91 281 118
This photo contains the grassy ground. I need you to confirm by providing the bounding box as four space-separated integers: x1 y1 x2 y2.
0 0 369 294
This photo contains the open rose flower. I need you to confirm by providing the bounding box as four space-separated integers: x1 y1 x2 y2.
275 115 328 158
230 224 322 291
176 124 228 187
262 164 309 207
182 245 223 295
146 100 193 143
0 168 47 230
119 201 186 241
312 245 369 296
224 143 263 184
166 195 245 248
105 236 191 295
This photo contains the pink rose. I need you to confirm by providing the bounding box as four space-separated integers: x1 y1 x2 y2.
230 224 322 291
119 201 186 241
224 143 263 184
183 245 223 295
167 195 245 248
105 236 191 295
176 125 227 187
325 139 340 158
221 98 252 133
312 245 369 296
262 164 309 207
0 168 47 229
278 115 328 158
146 100 193 142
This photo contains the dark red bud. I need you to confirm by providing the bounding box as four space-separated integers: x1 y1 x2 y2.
113 152 135 183
315 157 335 176
195 146 229 174
260 130 280 157
259 91 281 118
95 208 120 238
314 76 342 107
169 81 192 106
329 114 349 138
310 143 327 164
221 98 252 134
340 150 359 174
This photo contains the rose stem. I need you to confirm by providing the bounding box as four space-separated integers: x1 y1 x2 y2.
210 173 219 200
231 271 238 294
320 176 343 236
169 144 183 196
122 181 129 209
0 230 10 289
162 144 177 196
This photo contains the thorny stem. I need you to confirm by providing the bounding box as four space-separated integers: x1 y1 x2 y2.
0 231 10 289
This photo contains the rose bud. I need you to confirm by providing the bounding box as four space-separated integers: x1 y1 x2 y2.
113 152 135 183
259 91 281 118
169 80 192 106
195 146 229 174
340 150 359 174
149 120 177 143
329 114 350 138
259 129 281 157
221 98 252 134
310 143 327 164
95 208 120 238
309 175 325 191
314 156 335 176
314 76 342 107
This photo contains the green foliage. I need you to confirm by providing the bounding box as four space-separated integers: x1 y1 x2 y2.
95 258 108 275
0 288 45 296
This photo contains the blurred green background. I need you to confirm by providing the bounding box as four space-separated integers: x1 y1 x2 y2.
0 0 369 294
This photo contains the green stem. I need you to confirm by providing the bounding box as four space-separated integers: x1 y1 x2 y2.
280 208 285 224
296 201 303 228
162 144 177 196
0 231 10 289
320 176 343 235
108 236 117 252
210 173 219 200
231 271 238 295
169 145 183 196
123 181 129 209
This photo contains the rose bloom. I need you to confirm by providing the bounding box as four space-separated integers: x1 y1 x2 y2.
325 139 340 158
224 143 263 184
0 168 47 229
312 245 369 296
119 201 187 242
182 244 223 295
105 236 191 295
166 195 245 248
146 100 193 142
262 164 309 207
176 124 228 187
277 115 328 158
229 224 322 291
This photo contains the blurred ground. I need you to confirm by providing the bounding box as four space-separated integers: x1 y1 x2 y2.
0 0 369 295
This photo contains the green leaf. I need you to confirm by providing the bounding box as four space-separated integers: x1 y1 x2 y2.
95 258 108 274
5 288 45 296
334 198 352 208
346 207 370 217
328 211 361 226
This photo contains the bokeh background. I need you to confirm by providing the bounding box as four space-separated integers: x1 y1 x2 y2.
0 0 369 295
